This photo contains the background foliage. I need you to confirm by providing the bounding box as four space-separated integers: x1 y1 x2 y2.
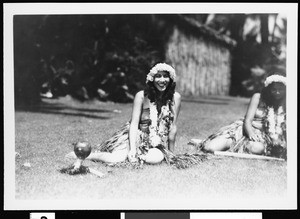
14 14 286 105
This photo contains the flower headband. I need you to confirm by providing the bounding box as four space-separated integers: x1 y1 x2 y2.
146 63 176 83
264 75 286 87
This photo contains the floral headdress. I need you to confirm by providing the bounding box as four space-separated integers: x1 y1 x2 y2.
264 75 286 87
146 63 176 83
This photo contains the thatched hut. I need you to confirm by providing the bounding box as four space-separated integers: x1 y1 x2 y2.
162 15 236 96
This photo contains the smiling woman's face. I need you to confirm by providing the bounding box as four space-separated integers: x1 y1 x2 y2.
153 71 170 92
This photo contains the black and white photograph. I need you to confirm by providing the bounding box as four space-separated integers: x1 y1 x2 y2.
4 3 297 210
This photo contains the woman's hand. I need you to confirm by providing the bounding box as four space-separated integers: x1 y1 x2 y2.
127 149 138 163
247 131 259 142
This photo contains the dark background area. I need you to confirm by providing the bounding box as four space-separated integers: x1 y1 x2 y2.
13 14 286 105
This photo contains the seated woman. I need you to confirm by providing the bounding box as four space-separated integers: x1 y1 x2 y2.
191 74 287 159
66 63 182 168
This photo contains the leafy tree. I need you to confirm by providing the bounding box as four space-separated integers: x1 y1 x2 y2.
14 15 166 104
14 14 287 105
204 13 286 96
14 16 44 105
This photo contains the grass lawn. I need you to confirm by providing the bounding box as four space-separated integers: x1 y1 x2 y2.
13 95 287 207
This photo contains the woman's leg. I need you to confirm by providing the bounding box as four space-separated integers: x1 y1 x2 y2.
143 148 164 164
65 148 128 163
88 148 128 163
203 136 232 153
247 141 265 155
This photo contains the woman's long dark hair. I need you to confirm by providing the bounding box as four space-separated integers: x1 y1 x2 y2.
260 75 286 111
144 72 176 114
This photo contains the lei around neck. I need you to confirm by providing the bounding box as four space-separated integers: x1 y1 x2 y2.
148 100 173 147
265 105 286 145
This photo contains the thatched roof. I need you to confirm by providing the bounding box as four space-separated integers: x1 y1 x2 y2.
162 14 237 48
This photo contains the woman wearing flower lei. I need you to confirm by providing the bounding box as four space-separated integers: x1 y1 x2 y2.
192 74 287 159
66 63 205 168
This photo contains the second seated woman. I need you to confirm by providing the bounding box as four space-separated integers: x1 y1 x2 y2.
191 74 287 159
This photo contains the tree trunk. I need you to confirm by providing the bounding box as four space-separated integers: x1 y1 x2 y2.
260 14 269 45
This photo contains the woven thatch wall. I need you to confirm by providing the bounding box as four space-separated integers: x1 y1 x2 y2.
165 27 231 96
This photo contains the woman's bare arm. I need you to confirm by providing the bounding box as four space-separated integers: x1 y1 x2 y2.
128 91 144 161
244 93 261 141
168 92 181 151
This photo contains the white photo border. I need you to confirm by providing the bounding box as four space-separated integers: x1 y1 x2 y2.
4 2 298 210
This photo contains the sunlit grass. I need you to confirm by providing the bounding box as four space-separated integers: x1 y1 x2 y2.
14 95 287 200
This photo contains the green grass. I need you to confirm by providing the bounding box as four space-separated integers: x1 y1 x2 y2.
14 95 287 201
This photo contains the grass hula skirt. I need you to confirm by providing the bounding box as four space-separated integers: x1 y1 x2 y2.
197 106 286 160
157 145 207 169
94 101 206 169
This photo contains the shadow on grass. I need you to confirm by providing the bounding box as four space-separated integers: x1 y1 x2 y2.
15 102 114 119
182 98 229 105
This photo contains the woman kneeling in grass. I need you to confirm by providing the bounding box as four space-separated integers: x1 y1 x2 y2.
192 74 287 160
